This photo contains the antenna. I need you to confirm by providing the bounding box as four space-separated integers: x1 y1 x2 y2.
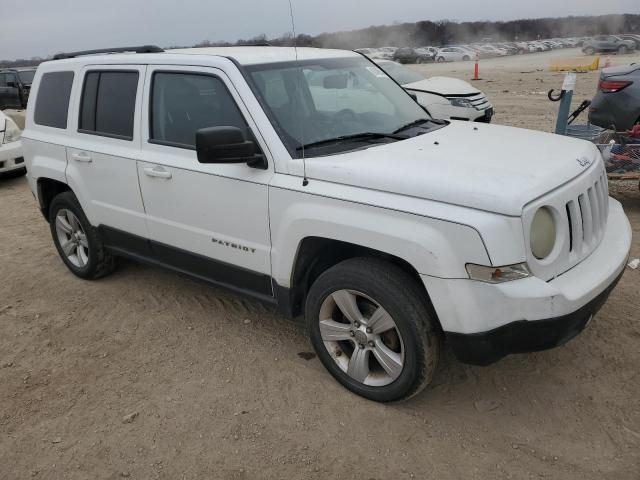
288 0 309 187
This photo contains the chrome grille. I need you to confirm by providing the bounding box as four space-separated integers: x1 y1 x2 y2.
566 172 608 255
523 157 609 281
446 92 491 111
467 93 491 111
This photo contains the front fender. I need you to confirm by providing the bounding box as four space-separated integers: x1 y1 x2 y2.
269 181 491 288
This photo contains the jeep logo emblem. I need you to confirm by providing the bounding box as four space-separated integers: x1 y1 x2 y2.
576 157 592 168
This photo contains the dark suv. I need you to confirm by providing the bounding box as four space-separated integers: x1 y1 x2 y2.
0 67 36 109
582 36 636 55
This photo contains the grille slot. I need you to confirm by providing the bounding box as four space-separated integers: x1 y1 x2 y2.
566 176 608 256
527 162 609 281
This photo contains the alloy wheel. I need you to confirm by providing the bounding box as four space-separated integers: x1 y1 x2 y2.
55 209 89 268
318 289 405 387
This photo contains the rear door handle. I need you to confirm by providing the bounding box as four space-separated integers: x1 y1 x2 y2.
71 152 92 163
143 166 172 179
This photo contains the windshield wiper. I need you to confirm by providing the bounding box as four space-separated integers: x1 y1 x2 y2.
296 132 407 151
393 117 444 134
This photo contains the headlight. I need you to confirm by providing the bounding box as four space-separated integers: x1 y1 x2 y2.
449 97 473 108
530 207 556 260
466 263 531 283
2 117 21 144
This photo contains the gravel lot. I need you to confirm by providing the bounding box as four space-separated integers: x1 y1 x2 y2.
1 48 639 479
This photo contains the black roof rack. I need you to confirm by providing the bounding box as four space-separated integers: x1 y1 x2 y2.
53 45 164 60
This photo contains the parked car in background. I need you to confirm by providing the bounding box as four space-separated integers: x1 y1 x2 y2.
393 47 420 64
0 109 25 177
619 34 640 49
435 46 475 62
415 47 437 62
374 60 493 123
0 67 37 109
583 36 636 55
478 44 509 57
589 63 640 131
376 47 397 60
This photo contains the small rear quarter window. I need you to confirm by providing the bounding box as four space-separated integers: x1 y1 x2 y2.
34 71 74 129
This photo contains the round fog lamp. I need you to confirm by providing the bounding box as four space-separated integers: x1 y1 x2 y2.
530 207 556 260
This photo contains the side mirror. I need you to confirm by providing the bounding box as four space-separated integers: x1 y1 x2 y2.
323 74 349 89
196 126 266 169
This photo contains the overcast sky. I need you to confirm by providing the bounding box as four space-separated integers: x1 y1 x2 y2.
1 0 638 60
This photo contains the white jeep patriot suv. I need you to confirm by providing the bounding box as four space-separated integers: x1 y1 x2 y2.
22 45 632 402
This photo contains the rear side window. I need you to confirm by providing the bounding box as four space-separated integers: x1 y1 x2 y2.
150 72 247 149
34 71 74 129
79 71 139 140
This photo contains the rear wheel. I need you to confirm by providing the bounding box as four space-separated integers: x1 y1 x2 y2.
584 47 595 55
436 56 445 63
618 45 628 54
462 55 470 61
49 191 116 280
306 258 439 402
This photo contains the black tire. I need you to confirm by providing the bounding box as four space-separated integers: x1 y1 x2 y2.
436 56 445 63
462 55 470 61
306 257 439 402
618 45 628 55
584 47 595 55
48 191 116 280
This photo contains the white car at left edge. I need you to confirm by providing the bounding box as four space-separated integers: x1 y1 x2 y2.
0 110 25 177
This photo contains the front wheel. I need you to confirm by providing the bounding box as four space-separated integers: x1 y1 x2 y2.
49 191 116 280
436 56 445 63
462 55 470 61
306 258 439 402
618 45 628 54
584 47 595 55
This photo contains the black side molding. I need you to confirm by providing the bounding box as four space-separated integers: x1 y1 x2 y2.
99 226 275 304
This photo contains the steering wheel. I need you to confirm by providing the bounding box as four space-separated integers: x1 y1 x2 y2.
332 108 357 133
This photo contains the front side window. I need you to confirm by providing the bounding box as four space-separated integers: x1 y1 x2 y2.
247 57 443 157
150 72 248 149
79 71 138 140
34 71 74 129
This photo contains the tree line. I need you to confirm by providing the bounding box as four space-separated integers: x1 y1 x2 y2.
2 13 639 67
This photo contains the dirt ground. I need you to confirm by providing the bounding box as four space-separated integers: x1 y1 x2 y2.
1 48 640 479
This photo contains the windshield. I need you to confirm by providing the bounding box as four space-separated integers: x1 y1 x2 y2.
17 70 35 84
376 61 424 86
246 57 439 157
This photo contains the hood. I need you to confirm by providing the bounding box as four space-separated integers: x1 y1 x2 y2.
305 122 600 216
403 77 480 96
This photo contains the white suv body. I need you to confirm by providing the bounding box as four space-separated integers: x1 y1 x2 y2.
22 46 631 402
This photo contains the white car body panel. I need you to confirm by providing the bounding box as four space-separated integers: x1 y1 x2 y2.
0 110 25 174
404 77 480 96
63 64 148 237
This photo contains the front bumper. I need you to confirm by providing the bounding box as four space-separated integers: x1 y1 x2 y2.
0 140 25 174
422 197 631 365
446 267 625 365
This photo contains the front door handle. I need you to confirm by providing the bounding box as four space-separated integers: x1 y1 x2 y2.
71 152 92 163
143 166 172 179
